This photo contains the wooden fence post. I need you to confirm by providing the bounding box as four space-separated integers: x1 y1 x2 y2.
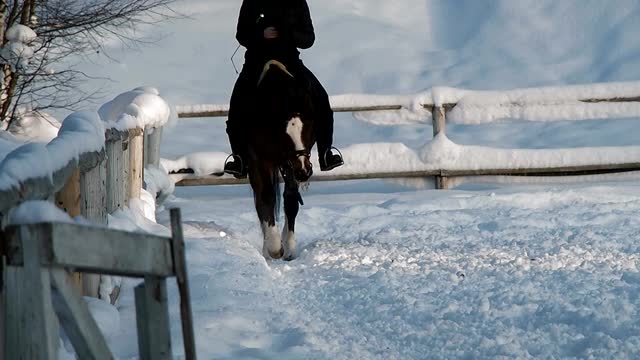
105 129 127 305
432 105 446 137
55 169 84 292
80 150 108 299
5 226 59 360
106 129 126 213
50 269 113 359
129 128 144 201
135 276 172 360
432 106 449 190
170 208 197 360
122 132 131 206
144 127 163 168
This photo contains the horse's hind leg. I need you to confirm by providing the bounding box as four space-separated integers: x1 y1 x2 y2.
282 177 301 261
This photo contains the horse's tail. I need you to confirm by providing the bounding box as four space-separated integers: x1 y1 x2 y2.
272 167 281 223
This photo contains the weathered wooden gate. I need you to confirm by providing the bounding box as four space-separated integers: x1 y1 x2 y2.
1 208 196 360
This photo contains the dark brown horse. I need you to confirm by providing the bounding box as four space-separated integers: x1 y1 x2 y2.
247 60 315 260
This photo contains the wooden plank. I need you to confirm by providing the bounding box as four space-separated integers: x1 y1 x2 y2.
122 134 131 206
129 128 144 201
432 106 446 136
135 277 172 360
5 226 58 360
50 269 113 360
80 153 108 298
54 168 85 294
174 94 640 119
175 103 450 119
435 176 450 190
580 96 640 103
106 136 126 213
438 163 640 177
144 127 163 168
432 105 447 189
172 170 443 186
170 208 197 360
55 168 81 215
5 222 175 277
51 157 81 193
105 134 126 305
173 163 640 187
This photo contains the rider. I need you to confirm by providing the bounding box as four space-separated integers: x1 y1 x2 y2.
224 0 344 178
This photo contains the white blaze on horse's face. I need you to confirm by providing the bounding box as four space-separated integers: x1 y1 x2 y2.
286 116 309 172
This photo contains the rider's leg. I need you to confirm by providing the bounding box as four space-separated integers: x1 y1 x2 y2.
225 65 258 177
295 62 344 171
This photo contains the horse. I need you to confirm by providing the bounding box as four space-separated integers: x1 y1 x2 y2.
246 60 315 261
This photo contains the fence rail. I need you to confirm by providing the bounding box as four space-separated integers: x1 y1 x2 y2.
1 209 195 360
173 83 640 189
2 115 170 357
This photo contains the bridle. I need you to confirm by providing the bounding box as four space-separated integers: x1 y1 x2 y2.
284 148 311 171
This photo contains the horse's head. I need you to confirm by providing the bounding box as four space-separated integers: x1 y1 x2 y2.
256 60 315 182
284 113 313 182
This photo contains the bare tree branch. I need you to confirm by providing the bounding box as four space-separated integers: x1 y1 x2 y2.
1 0 180 129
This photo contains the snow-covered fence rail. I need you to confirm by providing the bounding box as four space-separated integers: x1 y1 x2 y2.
0 87 173 355
1 208 195 360
173 81 640 189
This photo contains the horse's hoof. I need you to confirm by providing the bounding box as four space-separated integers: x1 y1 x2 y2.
269 248 284 259
284 254 296 261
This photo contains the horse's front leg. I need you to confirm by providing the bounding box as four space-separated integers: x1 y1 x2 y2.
282 174 302 261
251 166 283 259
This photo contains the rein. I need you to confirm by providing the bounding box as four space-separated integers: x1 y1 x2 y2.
292 149 311 158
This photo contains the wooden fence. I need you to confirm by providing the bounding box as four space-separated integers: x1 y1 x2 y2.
173 84 640 189
1 120 179 358
1 208 195 360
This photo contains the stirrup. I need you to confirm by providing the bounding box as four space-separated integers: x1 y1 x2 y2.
321 146 344 171
224 154 247 177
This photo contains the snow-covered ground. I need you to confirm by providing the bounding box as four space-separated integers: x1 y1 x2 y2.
3 0 640 359
98 179 640 359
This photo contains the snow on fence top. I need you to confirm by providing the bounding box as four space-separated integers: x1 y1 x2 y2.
175 81 640 126
99 86 172 130
0 111 104 192
0 87 171 193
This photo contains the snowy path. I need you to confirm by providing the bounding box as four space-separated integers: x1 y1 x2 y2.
111 180 640 359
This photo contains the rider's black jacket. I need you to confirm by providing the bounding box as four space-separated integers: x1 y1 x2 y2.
236 0 315 65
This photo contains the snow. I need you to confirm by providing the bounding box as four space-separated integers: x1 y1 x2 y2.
7 200 74 225
8 110 61 143
159 136 640 179
133 181 640 359
0 87 173 191
98 87 173 130
4 24 37 43
0 142 52 190
1 24 37 70
3 0 640 359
